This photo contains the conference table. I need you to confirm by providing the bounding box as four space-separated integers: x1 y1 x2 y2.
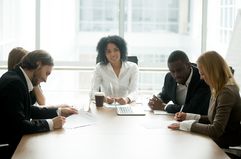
12 102 230 159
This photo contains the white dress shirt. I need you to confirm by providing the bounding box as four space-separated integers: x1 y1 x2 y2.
175 67 193 105
91 61 138 102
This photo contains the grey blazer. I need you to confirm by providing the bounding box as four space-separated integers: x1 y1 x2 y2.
191 85 241 148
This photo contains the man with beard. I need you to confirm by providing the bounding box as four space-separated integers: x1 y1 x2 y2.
0 50 78 159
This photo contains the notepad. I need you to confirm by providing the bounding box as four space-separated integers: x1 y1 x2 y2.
64 110 97 129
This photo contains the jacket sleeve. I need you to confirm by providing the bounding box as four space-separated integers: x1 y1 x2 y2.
158 73 181 113
159 72 211 115
166 81 210 114
158 73 173 103
5 81 54 134
191 88 236 138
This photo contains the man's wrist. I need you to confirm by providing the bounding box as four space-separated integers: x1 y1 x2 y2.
126 97 130 104
47 119 54 131
56 108 61 116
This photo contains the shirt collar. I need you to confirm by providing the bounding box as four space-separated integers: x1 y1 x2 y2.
177 67 193 87
19 66 33 92
107 61 125 70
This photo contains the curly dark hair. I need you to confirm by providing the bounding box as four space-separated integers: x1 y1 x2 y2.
96 35 127 65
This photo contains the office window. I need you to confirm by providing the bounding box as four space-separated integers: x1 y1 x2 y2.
130 0 179 33
0 0 202 95
124 0 202 91
79 0 118 32
206 0 241 86
206 0 239 54
1 0 241 98
0 0 35 62
39 0 119 96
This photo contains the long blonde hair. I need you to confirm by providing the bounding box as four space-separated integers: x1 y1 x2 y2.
197 51 238 97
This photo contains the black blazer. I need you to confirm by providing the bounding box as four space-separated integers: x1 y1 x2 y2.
0 67 57 157
159 65 211 115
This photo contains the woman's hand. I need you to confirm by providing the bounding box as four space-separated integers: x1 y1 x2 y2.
115 97 130 105
106 96 114 104
168 123 180 130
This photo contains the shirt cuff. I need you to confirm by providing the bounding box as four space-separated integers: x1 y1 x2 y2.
56 108 61 116
186 113 201 121
179 120 196 131
127 93 136 103
164 101 174 110
47 119 54 131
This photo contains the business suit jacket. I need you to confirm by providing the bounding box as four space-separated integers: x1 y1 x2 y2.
0 67 58 157
192 85 241 148
159 65 210 115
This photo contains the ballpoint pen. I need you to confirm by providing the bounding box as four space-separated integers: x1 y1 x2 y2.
179 105 184 113
176 105 184 121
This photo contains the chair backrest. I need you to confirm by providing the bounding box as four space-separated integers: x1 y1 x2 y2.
0 144 10 158
223 146 241 158
127 56 138 65
191 63 197 67
96 56 138 65
229 66 235 74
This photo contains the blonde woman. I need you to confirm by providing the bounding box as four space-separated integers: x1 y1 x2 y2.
8 47 46 105
168 51 241 148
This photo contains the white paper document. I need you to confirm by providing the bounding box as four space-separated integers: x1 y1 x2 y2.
64 110 97 129
153 110 169 115
103 102 120 108
141 120 176 129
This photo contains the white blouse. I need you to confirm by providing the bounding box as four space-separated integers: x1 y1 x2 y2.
91 61 139 102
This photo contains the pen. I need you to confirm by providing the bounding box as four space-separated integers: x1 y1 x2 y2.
0 144 9 147
177 105 184 121
179 105 184 113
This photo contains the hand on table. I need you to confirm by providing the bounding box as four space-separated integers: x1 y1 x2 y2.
106 96 130 105
148 95 166 110
52 116 66 129
168 123 180 130
60 107 78 117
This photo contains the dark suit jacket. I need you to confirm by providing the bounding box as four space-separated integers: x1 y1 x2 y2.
159 65 210 115
30 90 37 105
0 67 58 158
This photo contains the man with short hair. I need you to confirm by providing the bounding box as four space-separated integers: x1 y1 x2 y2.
148 50 210 114
0 49 78 158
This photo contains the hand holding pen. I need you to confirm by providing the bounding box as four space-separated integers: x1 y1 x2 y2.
168 105 185 130
174 105 186 121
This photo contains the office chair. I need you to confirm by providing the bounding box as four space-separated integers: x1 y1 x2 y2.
229 66 235 74
223 146 241 159
126 56 138 65
0 143 10 159
223 122 240 159
96 56 138 65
